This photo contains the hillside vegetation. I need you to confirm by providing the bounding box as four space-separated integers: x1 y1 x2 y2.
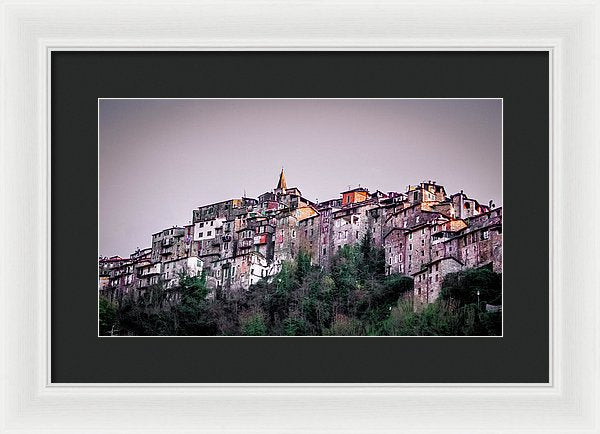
100 235 502 336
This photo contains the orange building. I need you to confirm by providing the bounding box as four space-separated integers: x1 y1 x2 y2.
341 187 369 206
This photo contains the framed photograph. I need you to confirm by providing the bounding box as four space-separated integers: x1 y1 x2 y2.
98 97 504 338
1 1 599 433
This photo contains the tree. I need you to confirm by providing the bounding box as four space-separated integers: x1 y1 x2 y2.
99 296 117 335
295 249 312 283
173 271 217 335
358 230 385 278
241 312 267 336
440 268 502 308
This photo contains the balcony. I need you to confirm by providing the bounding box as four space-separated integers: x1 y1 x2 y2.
162 238 174 247
239 239 253 248
160 248 172 256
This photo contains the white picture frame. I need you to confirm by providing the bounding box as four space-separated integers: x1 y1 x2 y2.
1 1 598 432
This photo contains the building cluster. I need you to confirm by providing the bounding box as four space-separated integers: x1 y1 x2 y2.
99 170 502 308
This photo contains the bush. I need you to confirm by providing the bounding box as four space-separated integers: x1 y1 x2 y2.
325 314 364 336
440 268 502 307
98 297 117 335
241 312 267 336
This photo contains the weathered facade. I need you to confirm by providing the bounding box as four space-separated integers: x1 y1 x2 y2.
100 172 502 307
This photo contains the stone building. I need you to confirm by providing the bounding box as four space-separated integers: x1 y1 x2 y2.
162 256 204 289
151 226 190 263
412 256 463 306
296 213 321 263
98 256 128 302
99 170 502 308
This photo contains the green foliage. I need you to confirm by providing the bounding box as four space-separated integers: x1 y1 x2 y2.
440 267 502 307
283 316 310 336
295 250 312 283
113 272 215 336
241 312 267 336
98 296 117 336
105 234 502 336
325 314 364 336
173 271 217 336
381 299 501 336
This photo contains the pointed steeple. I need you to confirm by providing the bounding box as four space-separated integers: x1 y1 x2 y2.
276 167 287 191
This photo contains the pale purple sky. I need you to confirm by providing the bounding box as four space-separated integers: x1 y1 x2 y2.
99 99 502 257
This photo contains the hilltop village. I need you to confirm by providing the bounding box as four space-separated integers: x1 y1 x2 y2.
100 170 502 308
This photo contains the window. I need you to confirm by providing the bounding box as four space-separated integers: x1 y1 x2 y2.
409 233 413 240
413 192 418 201
409 244 412 250
199 232 203 237
344 230 348 239
421 228 425 235
355 231 359 238
323 248 326 255
482 230 489 240
199 222 204 228
292 230 296 238
421 250 424 257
